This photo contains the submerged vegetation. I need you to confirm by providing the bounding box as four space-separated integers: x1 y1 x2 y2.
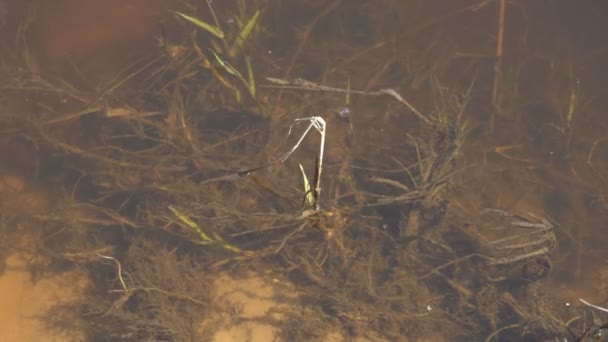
172 0 259 102
0 0 607 341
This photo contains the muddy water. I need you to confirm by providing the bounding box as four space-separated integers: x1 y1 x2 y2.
1 0 173 80
0 0 607 341
0 1 175 341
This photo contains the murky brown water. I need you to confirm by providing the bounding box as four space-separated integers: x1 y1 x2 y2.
1 0 607 341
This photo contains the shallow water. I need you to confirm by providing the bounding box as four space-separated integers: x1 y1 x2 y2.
1 0 607 341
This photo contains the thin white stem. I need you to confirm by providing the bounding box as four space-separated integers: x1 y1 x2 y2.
579 298 608 313
97 252 128 292
279 120 315 162
277 116 327 210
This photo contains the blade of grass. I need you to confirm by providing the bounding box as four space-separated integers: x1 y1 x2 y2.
210 49 255 99
169 206 213 243
211 233 242 253
229 10 260 57
299 163 314 207
173 11 224 39
169 206 241 253
566 79 579 129
245 56 256 98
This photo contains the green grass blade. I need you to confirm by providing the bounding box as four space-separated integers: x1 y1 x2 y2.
209 49 253 100
245 56 256 98
212 233 242 253
173 11 224 39
235 88 242 103
229 10 260 57
209 49 237 76
169 206 213 243
299 163 314 207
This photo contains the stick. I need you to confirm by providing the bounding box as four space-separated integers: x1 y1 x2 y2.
264 77 435 126
491 0 506 132
579 298 608 313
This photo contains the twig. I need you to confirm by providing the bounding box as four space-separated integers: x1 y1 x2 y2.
579 298 608 313
587 137 608 165
487 246 550 266
264 77 435 126
491 0 506 132
96 252 128 292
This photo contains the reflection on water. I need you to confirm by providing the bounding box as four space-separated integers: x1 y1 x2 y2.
0 0 607 341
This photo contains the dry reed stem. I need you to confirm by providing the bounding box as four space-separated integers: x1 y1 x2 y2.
491 0 506 132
